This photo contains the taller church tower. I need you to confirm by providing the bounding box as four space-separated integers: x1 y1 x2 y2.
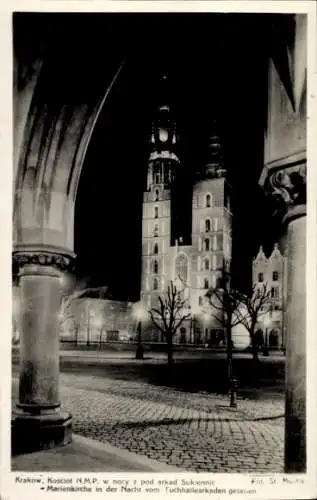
140 83 232 345
140 75 179 317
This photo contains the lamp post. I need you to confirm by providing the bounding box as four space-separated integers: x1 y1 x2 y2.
218 283 237 408
193 315 197 344
202 311 209 347
133 302 146 360
263 311 271 357
190 305 200 345
191 314 197 344
87 307 91 347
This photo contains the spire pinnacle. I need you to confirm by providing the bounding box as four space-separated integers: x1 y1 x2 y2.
204 118 227 179
148 71 178 156
157 71 170 111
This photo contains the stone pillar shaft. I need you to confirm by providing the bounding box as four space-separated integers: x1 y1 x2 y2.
260 160 306 472
18 266 61 411
284 214 306 471
12 246 74 454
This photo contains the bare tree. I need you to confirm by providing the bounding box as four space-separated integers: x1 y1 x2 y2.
206 284 243 379
205 267 247 407
149 281 191 366
58 295 77 343
236 282 272 360
59 282 110 346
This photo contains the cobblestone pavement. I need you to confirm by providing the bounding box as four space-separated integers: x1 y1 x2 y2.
12 373 284 473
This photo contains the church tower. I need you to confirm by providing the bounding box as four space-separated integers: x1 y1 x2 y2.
191 120 232 312
140 75 179 319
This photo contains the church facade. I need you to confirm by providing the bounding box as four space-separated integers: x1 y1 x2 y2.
252 244 287 349
140 78 232 345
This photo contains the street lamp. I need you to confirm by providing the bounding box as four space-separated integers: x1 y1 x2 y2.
189 305 196 344
202 311 209 347
263 311 271 356
214 281 237 408
133 302 146 360
87 307 91 347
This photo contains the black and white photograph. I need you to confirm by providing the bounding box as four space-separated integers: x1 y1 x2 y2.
2 1 316 496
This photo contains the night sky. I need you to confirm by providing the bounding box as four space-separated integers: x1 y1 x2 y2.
14 13 285 300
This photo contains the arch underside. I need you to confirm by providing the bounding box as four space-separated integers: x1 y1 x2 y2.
13 52 124 253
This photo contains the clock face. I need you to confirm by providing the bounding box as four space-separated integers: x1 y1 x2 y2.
159 128 168 143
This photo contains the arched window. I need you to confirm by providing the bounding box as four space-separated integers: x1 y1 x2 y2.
164 163 169 184
153 260 158 274
206 194 211 207
204 238 210 251
154 163 160 184
175 254 188 284
198 296 203 306
216 275 222 288
204 258 210 270
153 243 158 254
153 277 159 290
205 219 211 232
180 327 187 344
269 330 279 348
204 278 209 289
154 206 159 218
154 223 159 237
155 189 159 201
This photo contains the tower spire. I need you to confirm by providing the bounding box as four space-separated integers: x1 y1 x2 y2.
204 118 227 179
146 72 179 191
148 72 178 157
158 71 170 110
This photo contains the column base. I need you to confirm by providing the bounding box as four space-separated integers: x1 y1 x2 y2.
11 409 72 456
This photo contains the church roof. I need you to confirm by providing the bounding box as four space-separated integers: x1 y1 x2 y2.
253 243 286 264
269 243 284 260
253 245 268 264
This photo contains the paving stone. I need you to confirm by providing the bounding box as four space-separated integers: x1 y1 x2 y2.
12 373 284 473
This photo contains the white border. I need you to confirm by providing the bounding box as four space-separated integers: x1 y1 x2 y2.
0 2 316 500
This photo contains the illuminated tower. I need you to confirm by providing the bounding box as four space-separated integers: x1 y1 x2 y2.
191 120 232 312
140 75 179 319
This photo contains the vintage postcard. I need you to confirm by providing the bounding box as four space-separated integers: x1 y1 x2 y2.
0 1 316 499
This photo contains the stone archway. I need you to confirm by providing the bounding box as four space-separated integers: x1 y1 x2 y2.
12 43 125 453
11 14 308 473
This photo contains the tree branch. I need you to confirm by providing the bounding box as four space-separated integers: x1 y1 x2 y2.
174 312 191 332
149 310 165 334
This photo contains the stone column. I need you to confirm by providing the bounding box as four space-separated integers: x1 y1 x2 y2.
260 160 306 472
12 245 75 454
284 211 306 471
